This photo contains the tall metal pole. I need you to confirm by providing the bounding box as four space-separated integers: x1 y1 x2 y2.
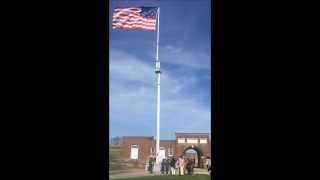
155 7 161 173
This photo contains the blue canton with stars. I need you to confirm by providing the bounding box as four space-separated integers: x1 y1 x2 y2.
140 7 158 19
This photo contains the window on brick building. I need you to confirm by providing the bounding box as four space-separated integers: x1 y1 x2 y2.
150 147 155 155
200 138 207 144
186 138 198 143
130 144 139 159
159 147 166 159
168 147 174 156
178 138 185 143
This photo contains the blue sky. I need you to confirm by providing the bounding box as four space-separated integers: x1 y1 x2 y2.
109 0 211 140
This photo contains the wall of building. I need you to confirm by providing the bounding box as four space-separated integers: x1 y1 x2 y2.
121 136 154 162
158 140 176 157
119 133 211 164
175 133 211 158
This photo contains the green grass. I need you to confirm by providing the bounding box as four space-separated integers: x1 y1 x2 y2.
114 175 210 180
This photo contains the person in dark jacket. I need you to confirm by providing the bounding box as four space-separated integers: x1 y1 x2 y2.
191 159 194 175
186 159 193 175
161 159 165 175
170 157 176 175
165 159 170 175
148 157 153 174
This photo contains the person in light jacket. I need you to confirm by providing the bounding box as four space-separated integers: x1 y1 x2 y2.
175 158 179 175
206 157 211 175
145 158 149 171
178 156 185 175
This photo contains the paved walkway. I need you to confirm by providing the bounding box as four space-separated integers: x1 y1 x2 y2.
110 171 155 179
110 168 209 179
194 168 210 174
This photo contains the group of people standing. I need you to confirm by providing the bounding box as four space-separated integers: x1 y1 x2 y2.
146 156 198 175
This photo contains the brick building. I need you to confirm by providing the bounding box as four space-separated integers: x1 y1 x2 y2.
119 132 210 168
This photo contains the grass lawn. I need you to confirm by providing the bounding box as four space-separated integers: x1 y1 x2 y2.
114 175 210 180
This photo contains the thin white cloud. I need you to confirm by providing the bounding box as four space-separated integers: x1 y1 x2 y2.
160 45 211 70
165 45 183 53
110 48 211 138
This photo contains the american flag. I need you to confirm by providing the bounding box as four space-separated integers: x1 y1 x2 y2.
112 7 158 31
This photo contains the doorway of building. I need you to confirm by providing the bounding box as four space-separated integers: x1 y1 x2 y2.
183 146 203 168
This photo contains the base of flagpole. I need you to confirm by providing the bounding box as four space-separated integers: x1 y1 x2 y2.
152 155 163 175
152 162 161 175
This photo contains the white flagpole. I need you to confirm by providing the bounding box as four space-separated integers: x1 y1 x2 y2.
154 7 161 173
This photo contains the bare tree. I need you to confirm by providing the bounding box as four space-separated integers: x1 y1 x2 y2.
110 136 122 146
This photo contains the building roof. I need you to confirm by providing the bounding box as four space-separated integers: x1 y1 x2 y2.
122 136 154 139
121 133 211 140
175 132 209 138
175 132 209 135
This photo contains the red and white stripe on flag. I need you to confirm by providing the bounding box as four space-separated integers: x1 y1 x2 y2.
112 7 157 31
